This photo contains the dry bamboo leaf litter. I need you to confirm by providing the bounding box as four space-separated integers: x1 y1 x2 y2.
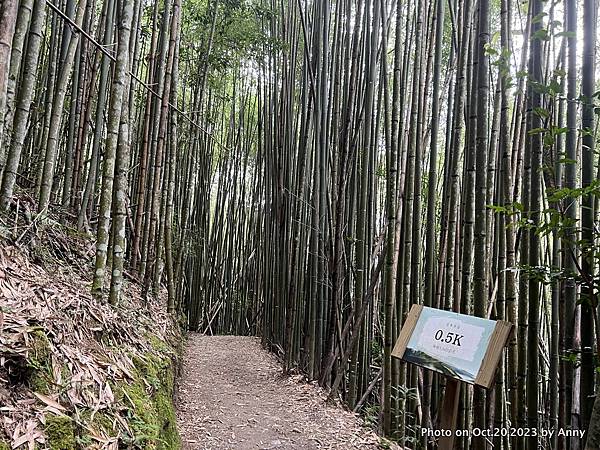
0 242 181 449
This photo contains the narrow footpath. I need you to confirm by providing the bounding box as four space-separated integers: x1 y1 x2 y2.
176 335 381 449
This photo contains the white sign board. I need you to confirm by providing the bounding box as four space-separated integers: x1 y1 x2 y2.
392 305 512 388
416 316 485 363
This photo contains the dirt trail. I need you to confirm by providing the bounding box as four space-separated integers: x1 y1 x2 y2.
176 335 381 450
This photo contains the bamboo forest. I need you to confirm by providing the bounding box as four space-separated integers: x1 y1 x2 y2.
1 0 600 448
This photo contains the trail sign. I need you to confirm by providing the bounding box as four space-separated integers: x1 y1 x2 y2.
392 304 512 450
392 304 512 388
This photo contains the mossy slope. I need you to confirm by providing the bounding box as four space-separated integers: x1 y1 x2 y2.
0 245 182 449
120 351 180 449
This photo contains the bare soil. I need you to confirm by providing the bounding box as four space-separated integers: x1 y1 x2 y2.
176 335 381 450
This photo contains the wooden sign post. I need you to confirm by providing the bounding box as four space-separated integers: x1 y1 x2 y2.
392 304 512 449
438 378 460 450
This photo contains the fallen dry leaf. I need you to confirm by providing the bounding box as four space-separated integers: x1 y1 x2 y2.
33 393 66 412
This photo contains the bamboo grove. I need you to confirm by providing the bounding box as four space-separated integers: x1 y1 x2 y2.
0 0 600 447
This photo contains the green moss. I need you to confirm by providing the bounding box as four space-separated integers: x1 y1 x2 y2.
147 334 173 356
0 439 10 450
75 409 116 448
155 365 180 450
79 408 115 436
45 416 75 450
28 329 53 394
75 434 93 448
118 351 181 449
29 371 51 393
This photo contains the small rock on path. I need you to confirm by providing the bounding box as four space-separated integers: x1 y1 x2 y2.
176 335 381 449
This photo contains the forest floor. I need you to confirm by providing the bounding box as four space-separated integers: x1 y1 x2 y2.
176 335 382 450
0 221 182 449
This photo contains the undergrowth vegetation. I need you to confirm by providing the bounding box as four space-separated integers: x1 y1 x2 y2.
0 208 183 449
